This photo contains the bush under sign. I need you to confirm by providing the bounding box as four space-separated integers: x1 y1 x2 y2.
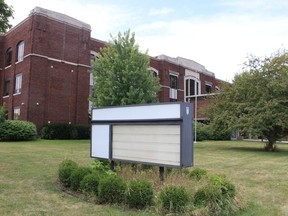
90 103 193 168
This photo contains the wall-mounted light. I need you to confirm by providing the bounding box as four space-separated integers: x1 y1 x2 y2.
36 102 39 105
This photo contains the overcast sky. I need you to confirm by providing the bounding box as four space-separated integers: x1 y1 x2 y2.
5 0 288 81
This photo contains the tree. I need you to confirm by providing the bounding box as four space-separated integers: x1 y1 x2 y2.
90 30 160 107
0 0 14 32
209 49 288 151
0 106 6 123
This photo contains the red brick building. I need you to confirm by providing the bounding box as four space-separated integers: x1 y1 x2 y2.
0 7 220 130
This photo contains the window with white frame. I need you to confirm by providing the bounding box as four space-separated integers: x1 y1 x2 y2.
205 81 212 94
13 106 20 120
90 51 98 72
185 77 200 102
170 74 177 89
16 41 25 62
147 67 159 78
15 73 22 94
169 74 178 101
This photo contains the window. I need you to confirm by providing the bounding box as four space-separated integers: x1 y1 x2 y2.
205 81 212 94
13 106 20 120
15 73 22 94
90 51 98 73
5 47 12 67
16 41 25 62
169 74 178 101
3 79 10 96
185 78 200 102
170 75 177 89
147 67 159 78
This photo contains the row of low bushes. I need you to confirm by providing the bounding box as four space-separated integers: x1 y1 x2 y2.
58 160 239 215
41 123 90 140
195 122 232 141
0 120 37 141
0 120 90 141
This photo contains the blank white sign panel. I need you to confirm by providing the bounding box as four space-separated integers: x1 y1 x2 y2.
112 125 181 166
92 104 181 121
91 125 110 159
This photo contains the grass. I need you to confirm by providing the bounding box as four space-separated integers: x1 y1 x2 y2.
195 141 288 216
0 139 288 215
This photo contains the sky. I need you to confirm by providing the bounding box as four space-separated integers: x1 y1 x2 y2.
5 0 288 81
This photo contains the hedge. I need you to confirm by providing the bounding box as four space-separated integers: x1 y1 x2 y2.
0 120 37 141
41 123 90 140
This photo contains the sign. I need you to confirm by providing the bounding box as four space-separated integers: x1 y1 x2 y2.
91 103 193 168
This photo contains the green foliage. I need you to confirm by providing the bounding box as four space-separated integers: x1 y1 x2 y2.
0 0 14 32
195 122 231 141
189 167 207 180
126 179 154 209
0 120 37 141
76 125 91 139
90 30 160 107
80 172 101 194
90 159 110 172
194 174 236 215
209 49 288 150
195 122 211 141
70 167 92 191
58 160 78 187
159 185 189 213
41 123 90 140
0 106 6 123
98 175 127 204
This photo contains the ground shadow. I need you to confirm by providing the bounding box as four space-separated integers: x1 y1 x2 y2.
218 145 288 157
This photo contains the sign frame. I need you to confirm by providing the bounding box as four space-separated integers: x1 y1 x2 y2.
90 102 193 168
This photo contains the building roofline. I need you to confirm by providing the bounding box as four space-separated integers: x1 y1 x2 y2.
153 54 215 77
90 37 107 45
30 7 91 31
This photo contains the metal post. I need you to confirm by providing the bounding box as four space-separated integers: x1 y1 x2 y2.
110 160 115 171
159 166 164 183
194 82 197 143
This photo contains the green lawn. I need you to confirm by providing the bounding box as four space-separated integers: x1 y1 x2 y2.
0 139 288 215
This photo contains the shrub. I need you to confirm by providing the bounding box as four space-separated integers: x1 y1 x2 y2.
58 160 78 187
90 159 110 173
70 167 92 191
126 179 154 209
189 167 207 180
76 125 90 139
0 106 6 123
41 123 90 139
194 122 231 141
159 185 189 213
209 175 236 198
41 123 76 139
98 175 126 204
80 172 102 194
0 120 37 141
195 122 212 141
194 175 236 215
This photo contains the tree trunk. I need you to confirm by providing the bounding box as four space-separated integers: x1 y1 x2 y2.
265 139 276 152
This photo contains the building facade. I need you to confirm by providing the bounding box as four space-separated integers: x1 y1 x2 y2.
0 7 220 130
